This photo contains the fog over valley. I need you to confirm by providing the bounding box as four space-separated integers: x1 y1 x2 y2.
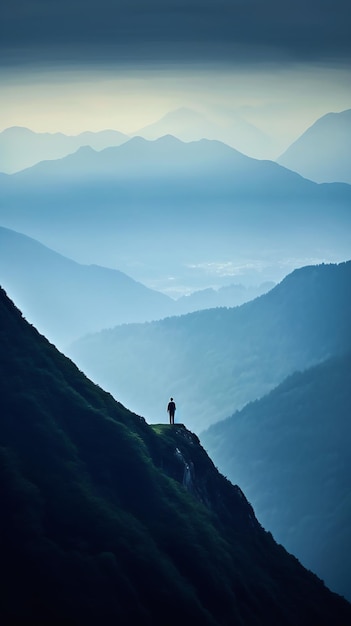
1 130 350 296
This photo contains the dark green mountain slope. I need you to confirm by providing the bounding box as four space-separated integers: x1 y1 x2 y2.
68 261 351 432
201 352 351 601
1 286 351 625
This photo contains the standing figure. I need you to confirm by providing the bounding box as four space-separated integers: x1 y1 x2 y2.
167 397 176 425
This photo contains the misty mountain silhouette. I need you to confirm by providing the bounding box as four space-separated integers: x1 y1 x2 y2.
0 126 129 174
68 261 351 432
0 227 274 349
1 284 351 625
1 135 350 289
3 134 257 181
277 108 351 184
0 134 331 189
201 351 351 601
0 226 174 348
175 281 275 313
132 107 274 159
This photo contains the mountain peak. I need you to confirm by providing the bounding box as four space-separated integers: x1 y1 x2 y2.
126 133 182 146
1 125 36 136
153 133 184 145
74 144 97 155
277 108 351 183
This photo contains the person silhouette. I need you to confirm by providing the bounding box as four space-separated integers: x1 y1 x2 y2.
167 397 176 425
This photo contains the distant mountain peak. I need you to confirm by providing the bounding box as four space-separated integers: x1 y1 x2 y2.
153 133 184 144
0 126 130 174
277 108 351 183
1 125 37 137
126 133 182 146
132 105 279 158
74 144 97 155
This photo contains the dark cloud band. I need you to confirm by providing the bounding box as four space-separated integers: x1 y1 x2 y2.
1 0 351 68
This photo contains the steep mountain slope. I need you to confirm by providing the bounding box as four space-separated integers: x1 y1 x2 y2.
1 284 351 625
0 126 129 173
68 261 351 432
277 109 351 183
0 226 174 348
201 352 351 601
1 136 350 288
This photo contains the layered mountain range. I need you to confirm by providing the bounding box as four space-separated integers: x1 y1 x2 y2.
0 226 174 347
1 108 349 615
67 260 351 601
1 135 350 291
131 107 276 159
0 107 281 174
1 284 351 624
2 106 350 181
0 126 129 173
68 261 351 431
0 226 273 348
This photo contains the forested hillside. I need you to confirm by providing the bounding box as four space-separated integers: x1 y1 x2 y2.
201 352 351 600
1 284 351 625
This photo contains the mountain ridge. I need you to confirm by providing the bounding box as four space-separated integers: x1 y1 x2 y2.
201 350 351 600
1 134 350 293
0 226 275 349
1 284 351 624
277 108 351 183
0 125 130 174
4 135 256 181
67 261 351 431
0 226 175 348
0 133 321 181
132 106 279 159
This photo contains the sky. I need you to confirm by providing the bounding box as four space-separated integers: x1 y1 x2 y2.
1 0 351 154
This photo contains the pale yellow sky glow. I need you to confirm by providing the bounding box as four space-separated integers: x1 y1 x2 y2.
2 64 351 156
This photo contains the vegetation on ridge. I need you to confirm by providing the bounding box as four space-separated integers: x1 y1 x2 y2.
1 285 351 625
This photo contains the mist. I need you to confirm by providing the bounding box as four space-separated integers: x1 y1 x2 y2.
2 64 351 160
1 0 351 612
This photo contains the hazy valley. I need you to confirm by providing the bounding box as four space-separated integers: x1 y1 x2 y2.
68 261 351 431
1 131 350 295
0 226 273 348
1 108 351 617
